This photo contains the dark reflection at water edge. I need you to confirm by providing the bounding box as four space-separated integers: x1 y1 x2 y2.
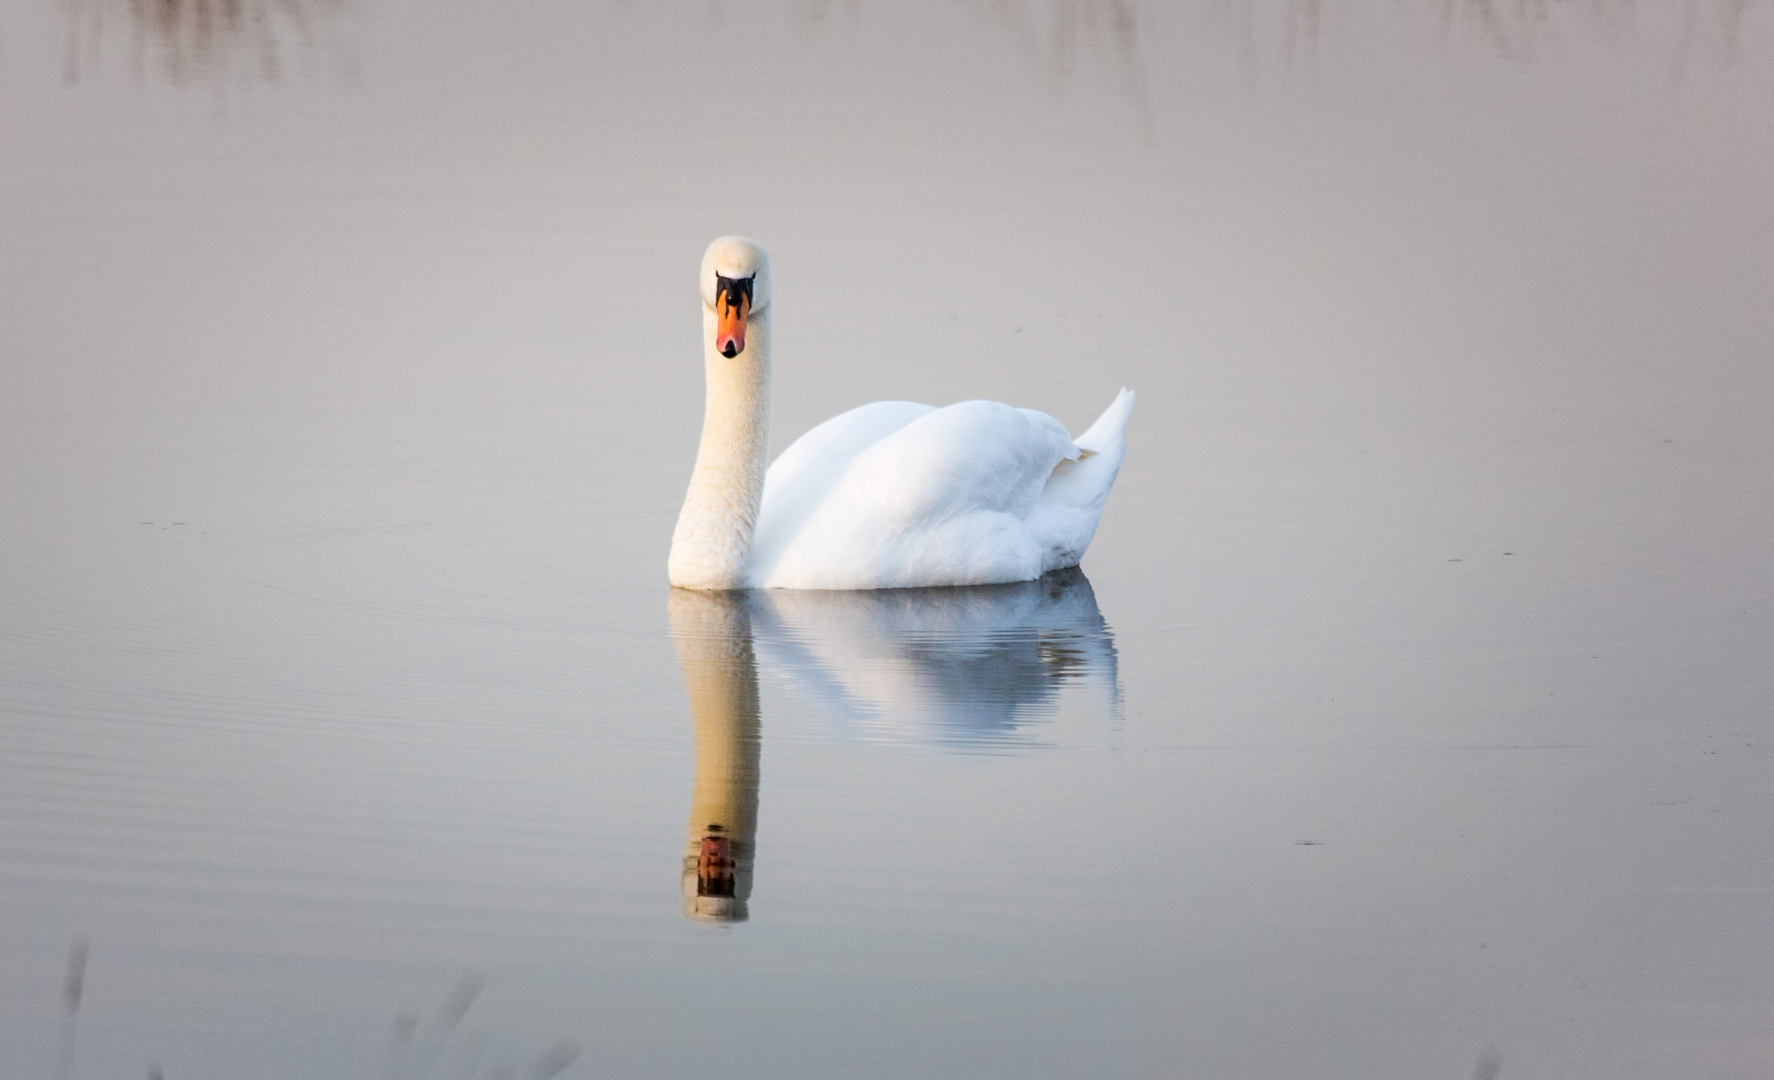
963 0 1153 123
1409 0 1754 67
976 0 1762 88
52 0 1765 91
60 0 357 86
768 0 1761 76
795 0 1763 104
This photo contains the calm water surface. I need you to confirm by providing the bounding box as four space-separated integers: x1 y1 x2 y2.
2 1 1772 1077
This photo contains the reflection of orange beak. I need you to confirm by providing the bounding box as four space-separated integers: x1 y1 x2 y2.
697 835 736 897
716 293 749 358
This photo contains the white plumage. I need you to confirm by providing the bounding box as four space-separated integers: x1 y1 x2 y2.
668 236 1134 592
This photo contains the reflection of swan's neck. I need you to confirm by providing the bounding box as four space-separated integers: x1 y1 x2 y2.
668 589 762 922
668 310 772 590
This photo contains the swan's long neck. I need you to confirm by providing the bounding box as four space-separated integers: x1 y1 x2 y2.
668 308 771 590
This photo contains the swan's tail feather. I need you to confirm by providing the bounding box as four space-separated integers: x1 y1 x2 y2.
1033 389 1133 571
1040 388 1134 512
1075 387 1135 457
1028 390 1135 574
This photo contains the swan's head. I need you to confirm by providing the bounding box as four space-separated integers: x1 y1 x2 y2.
700 236 771 359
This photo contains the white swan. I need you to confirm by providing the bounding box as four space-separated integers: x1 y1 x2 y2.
668 236 1135 591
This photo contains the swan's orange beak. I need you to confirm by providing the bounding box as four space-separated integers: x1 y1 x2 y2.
716 290 749 358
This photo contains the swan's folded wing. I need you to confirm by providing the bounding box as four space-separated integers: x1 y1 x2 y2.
766 400 937 483
751 401 936 583
845 400 1077 521
755 401 1080 588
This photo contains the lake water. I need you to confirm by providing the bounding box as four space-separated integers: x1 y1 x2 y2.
2 1 1772 1077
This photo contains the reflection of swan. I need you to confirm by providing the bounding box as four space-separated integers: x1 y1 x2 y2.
665 569 1117 922
750 567 1120 748
668 237 1134 592
668 590 763 923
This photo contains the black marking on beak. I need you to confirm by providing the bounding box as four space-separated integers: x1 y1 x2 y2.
716 274 755 309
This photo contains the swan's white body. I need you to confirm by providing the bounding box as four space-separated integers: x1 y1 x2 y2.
669 237 1134 592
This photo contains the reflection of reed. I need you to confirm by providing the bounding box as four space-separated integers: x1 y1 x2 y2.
56 938 86 1080
975 0 1758 87
383 972 580 1079
972 0 1151 112
1429 0 1752 63
61 0 352 85
50 946 577 1078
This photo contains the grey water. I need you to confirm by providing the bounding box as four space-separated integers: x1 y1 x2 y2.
2 0 1772 1077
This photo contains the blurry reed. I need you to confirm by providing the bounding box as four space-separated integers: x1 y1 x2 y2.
49 945 578 1080
60 0 355 86
1472 1045 1504 1080
387 972 581 1080
57 937 88 1080
973 0 1754 81
55 0 1761 91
